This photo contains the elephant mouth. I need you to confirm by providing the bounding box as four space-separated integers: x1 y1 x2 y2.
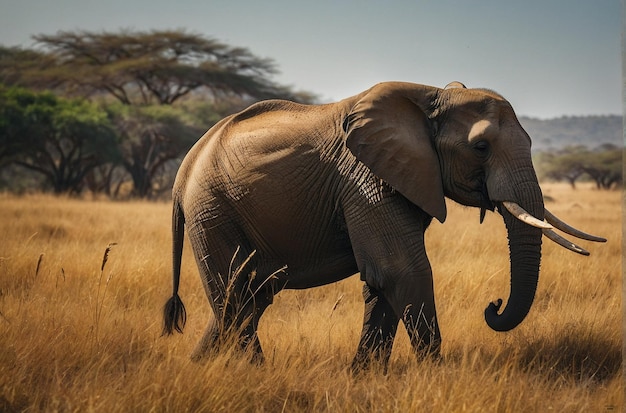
477 180 494 223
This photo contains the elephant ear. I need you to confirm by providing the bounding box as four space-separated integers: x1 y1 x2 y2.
343 82 447 223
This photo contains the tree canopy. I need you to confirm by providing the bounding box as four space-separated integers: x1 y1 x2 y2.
2 29 311 105
0 86 118 193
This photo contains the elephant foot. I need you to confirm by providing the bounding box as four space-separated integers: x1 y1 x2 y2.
350 349 392 375
349 348 443 376
421 348 443 364
247 348 265 365
413 338 443 364
190 341 216 363
190 329 265 365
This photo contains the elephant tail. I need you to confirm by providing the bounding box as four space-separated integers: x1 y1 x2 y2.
162 199 187 335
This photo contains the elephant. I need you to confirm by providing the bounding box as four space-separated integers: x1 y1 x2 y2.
162 81 605 369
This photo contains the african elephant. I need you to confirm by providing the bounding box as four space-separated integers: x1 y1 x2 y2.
163 81 605 369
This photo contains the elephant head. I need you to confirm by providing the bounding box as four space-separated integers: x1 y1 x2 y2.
344 81 605 332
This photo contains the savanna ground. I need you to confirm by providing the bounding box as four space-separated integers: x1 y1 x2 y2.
0 183 621 412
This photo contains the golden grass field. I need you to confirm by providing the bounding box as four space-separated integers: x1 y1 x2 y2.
0 183 621 412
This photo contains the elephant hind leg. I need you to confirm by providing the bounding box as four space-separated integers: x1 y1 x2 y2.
187 210 286 363
352 284 399 373
191 299 270 363
188 219 271 361
191 271 275 363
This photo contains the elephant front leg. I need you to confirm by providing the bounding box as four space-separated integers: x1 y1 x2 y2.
344 195 441 364
352 284 400 372
391 268 442 360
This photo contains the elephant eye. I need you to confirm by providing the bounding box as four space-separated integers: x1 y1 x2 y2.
473 140 490 157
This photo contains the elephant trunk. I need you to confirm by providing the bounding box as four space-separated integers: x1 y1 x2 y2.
484 182 543 332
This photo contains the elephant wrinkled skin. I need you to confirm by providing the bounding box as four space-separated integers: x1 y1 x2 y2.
162 81 605 370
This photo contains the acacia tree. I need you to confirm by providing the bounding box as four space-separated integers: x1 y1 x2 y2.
10 29 304 105
0 86 119 193
535 146 588 189
107 103 202 198
580 144 622 189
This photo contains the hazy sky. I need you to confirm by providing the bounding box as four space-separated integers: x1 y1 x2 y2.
0 0 621 118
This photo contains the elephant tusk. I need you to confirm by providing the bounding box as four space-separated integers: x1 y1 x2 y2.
502 201 553 229
544 209 607 243
542 228 590 256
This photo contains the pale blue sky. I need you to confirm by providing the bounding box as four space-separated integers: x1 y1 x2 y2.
0 0 621 118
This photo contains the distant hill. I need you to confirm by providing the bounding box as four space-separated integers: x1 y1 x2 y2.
518 115 622 153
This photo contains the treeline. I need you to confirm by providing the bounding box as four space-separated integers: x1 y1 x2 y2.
534 144 622 190
521 115 622 190
0 29 315 198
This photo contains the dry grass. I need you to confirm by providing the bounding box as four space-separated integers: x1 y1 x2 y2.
0 183 621 412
